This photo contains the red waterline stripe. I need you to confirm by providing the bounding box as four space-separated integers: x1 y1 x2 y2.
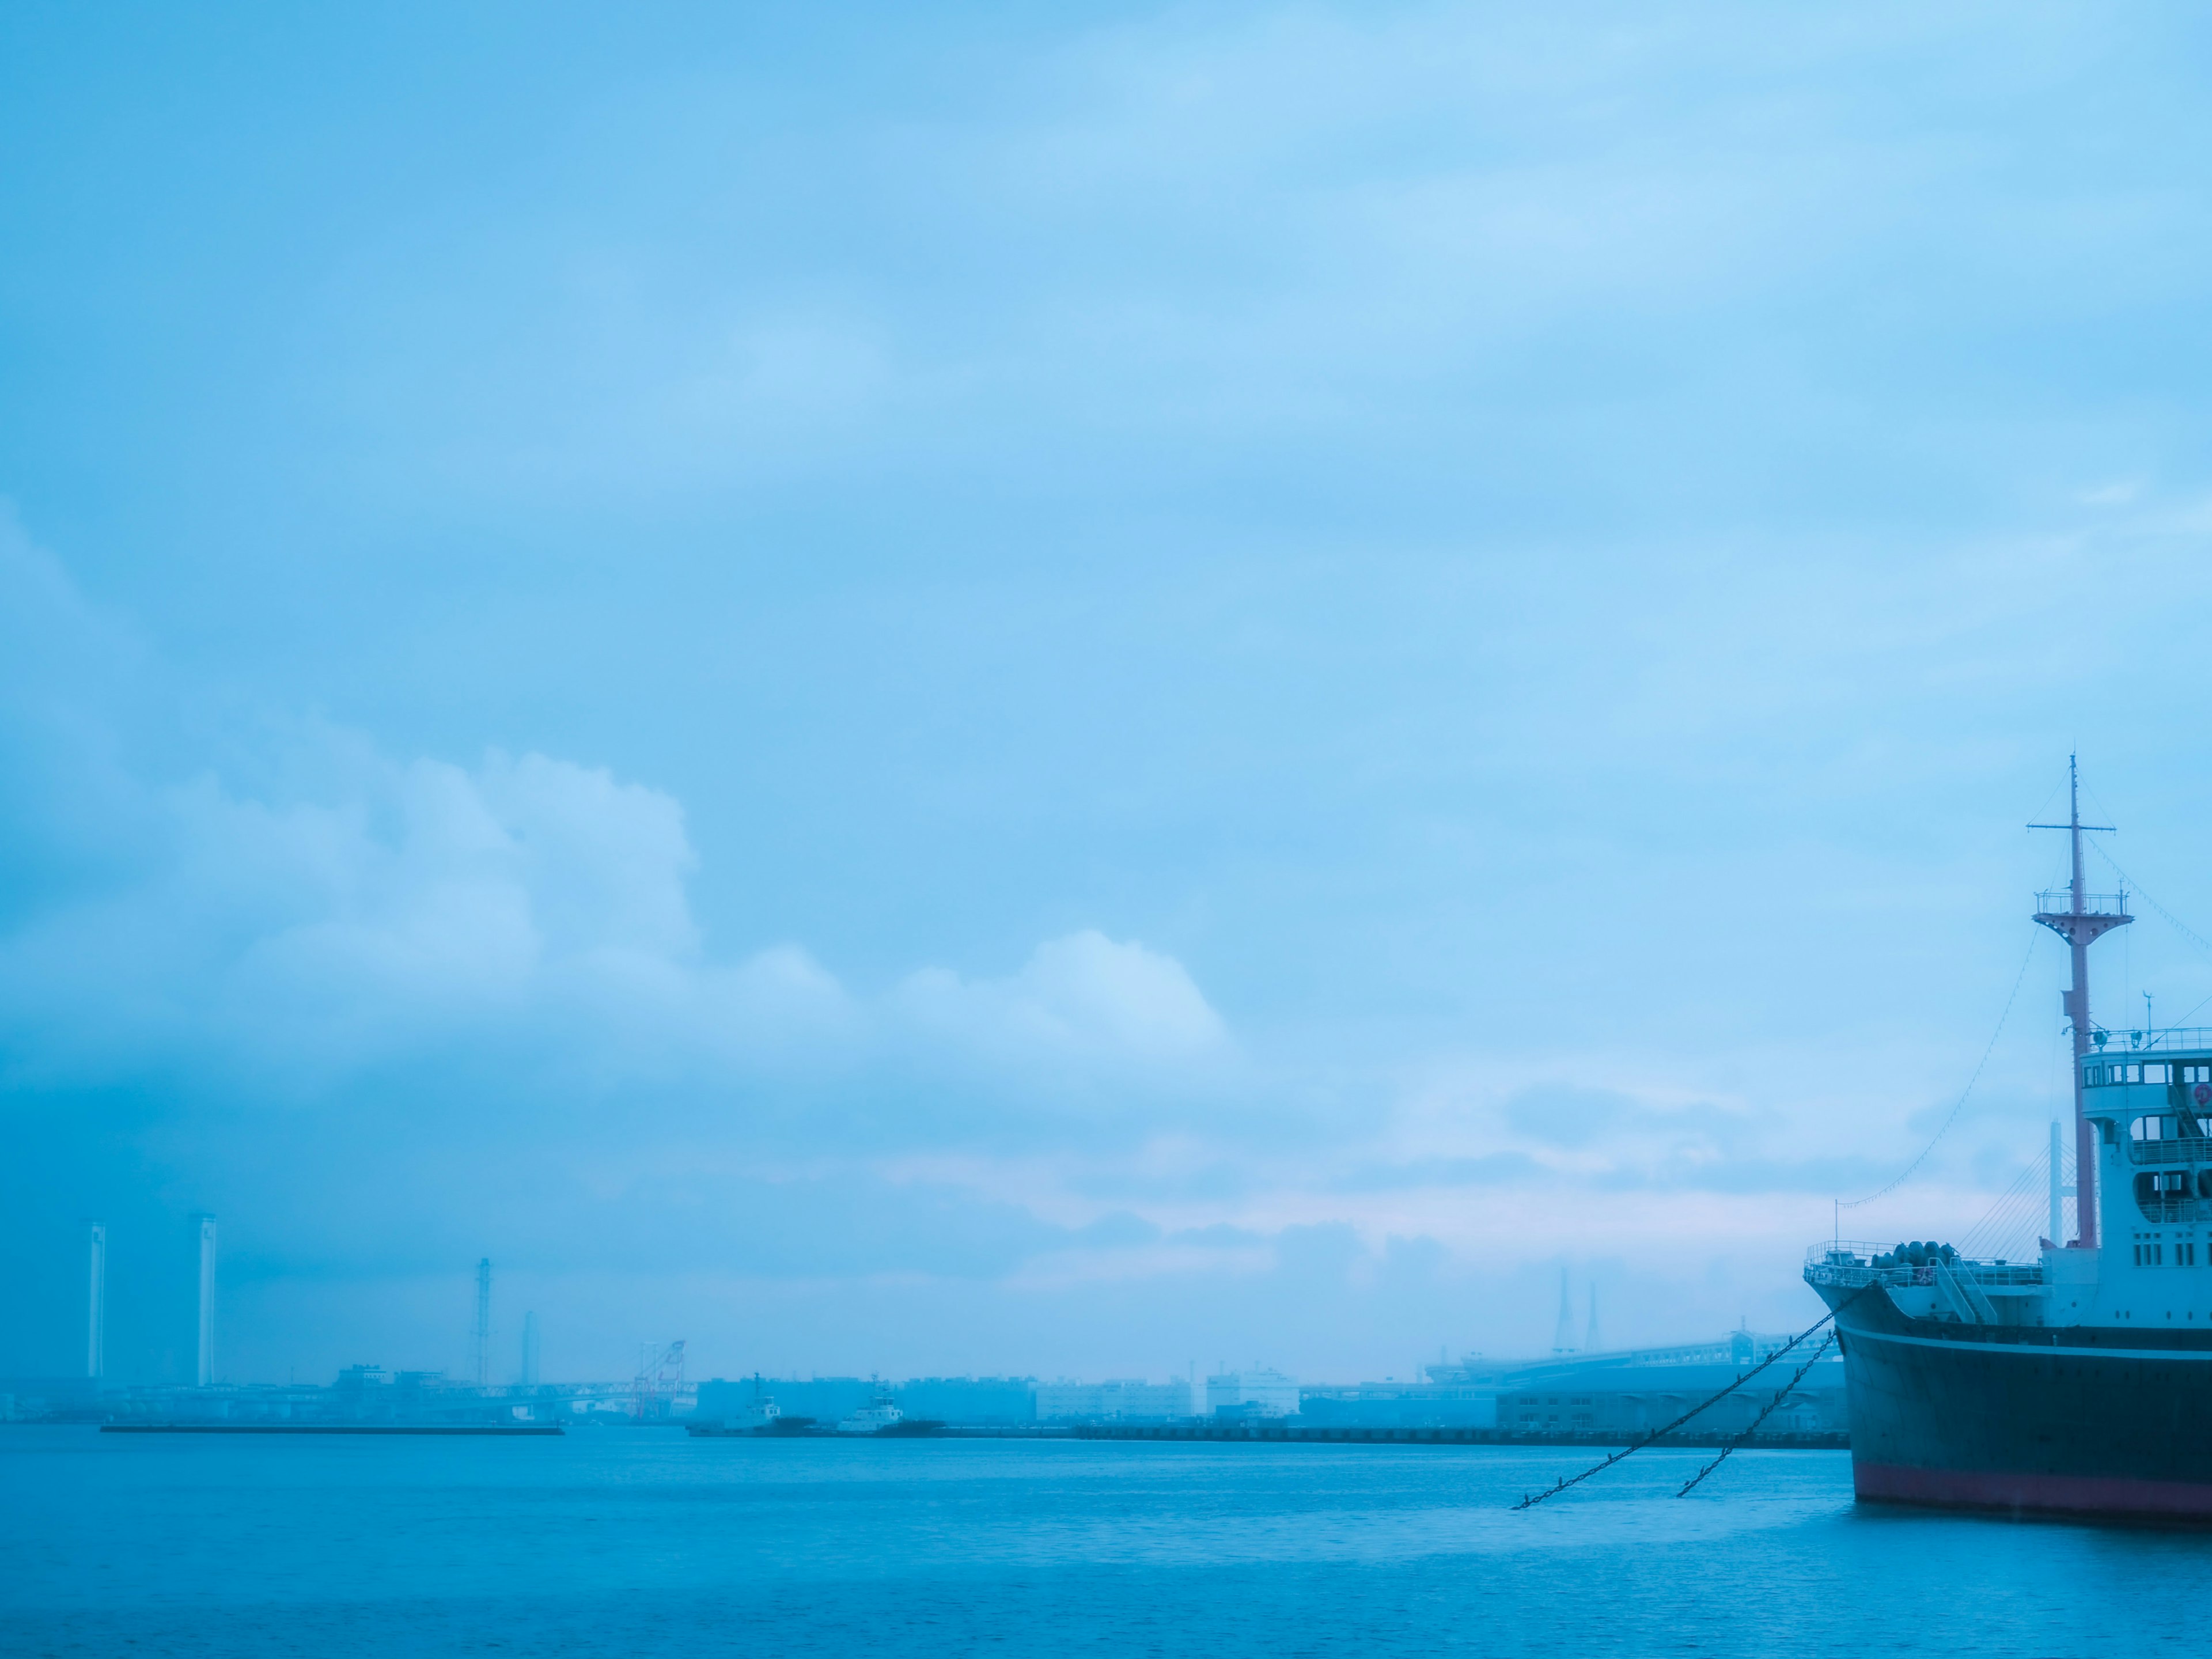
1857 1461 2212 1518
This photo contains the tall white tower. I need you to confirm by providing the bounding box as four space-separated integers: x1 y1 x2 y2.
2048 1120 2065 1245
1551 1267 1575 1355
1584 1283 1603 1355
194 1214 217 1388
87 1222 107 1381
474 1259 492 1388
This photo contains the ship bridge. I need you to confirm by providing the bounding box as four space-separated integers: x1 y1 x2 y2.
2073 1032 2212 1225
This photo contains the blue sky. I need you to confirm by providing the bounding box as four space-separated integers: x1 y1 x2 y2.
7 1 2212 1386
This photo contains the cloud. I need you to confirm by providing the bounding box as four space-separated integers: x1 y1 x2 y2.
0 525 1290 1373
0 730 1228 1113
894 929 1229 1071
0 487 2066 1380
0 516 1231 1122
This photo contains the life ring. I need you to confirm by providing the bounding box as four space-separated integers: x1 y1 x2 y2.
2194 1082 2210 1107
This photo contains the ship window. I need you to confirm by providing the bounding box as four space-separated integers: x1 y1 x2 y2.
2149 1064 2174 1084
2131 1065 2144 1083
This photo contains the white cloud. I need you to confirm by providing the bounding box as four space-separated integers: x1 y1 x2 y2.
0 525 1230 1106
893 928 1230 1072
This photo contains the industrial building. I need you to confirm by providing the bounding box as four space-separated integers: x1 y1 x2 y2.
1205 1368 1300 1419
1035 1378 1193 1423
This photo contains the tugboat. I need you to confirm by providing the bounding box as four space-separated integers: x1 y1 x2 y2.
687 1376 816 1437
834 1389 945 1437
1807 759 2212 1520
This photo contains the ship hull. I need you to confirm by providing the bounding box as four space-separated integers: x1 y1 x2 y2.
1819 1282 2212 1521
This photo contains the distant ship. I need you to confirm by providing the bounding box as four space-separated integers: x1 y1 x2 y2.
835 1391 944 1437
686 1378 816 1437
1807 760 2212 1520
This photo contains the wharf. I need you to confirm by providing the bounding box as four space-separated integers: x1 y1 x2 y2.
1074 1423 1847 1450
101 1424 565 1436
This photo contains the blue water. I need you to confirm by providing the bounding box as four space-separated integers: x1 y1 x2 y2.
7 1427 2212 1656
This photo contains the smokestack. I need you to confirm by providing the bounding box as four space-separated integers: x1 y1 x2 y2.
474 1259 492 1388
1551 1266 1575 1354
87 1222 107 1381
194 1214 217 1388
520 1310 540 1387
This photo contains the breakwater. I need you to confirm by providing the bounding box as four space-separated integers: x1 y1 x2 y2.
101 1423 565 1436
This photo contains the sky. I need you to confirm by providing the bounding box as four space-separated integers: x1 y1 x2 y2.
7 0 2212 1388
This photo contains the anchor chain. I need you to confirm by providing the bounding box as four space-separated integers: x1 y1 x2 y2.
1511 1286 1866 1511
1675 1329 1838 1497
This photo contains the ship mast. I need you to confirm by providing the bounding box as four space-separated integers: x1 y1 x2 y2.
2031 756 2130 1249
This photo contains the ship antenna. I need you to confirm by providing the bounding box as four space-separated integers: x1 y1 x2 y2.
2029 754 2130 1249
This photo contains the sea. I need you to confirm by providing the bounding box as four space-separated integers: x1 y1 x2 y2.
7 1425 2212 1656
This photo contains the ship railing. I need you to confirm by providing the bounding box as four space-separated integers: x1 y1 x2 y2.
1802 1243 2043 1291
2035 890 2128 918
2083 1025 2212 1056
2128 1137 2212 1167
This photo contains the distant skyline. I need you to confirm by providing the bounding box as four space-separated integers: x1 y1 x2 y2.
9 1 2212 1385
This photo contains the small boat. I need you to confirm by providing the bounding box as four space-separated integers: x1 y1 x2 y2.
834 1392 946 1436
835 1393 906 1434
731 1396 783 1432
687 1377 816 1437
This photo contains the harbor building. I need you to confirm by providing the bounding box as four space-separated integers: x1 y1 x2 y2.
1298 1332 1845 1435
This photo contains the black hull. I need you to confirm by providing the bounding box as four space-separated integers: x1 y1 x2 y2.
1820 1282 2212 1520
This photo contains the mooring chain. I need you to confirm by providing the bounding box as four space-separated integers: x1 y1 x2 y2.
1510 1285 1866 1512
1674 1330 1838 1498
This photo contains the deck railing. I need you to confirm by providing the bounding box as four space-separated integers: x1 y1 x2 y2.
2035 890 2128 917
1803 1243 2044 1290
2128 1137 2212 1167
2084 1025 2212 1056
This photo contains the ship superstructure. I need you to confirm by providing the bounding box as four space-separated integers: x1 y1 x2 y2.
1806 759 2212 1518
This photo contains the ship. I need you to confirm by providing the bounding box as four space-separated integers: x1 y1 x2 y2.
1806 758 2212 1520
685 1376 816 1437
834 1391 945 1437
